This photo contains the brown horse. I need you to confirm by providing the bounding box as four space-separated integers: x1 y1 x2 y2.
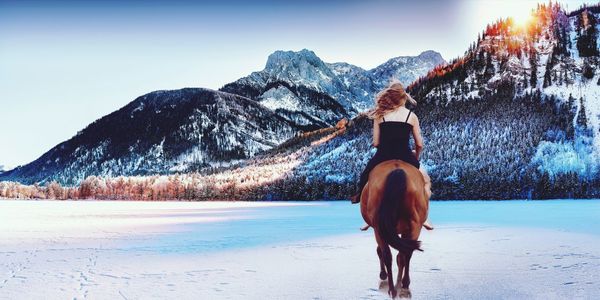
360 160 429 298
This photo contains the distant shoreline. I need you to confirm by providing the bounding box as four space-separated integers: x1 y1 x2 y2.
2 197 600 202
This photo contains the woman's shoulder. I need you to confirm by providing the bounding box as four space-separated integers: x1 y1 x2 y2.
400 107 415 117
407 109 419 125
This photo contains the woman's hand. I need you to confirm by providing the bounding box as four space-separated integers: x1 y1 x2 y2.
412 149 419 160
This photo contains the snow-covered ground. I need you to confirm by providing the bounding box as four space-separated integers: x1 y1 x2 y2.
1 199 599 299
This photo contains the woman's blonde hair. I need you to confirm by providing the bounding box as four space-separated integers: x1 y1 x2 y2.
367 78 417 119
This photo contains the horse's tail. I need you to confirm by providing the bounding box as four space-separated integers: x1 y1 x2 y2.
377 169 422 255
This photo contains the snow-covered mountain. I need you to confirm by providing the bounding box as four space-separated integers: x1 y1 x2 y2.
181 3 600 200
371 50 446 89
1 48 443 185
408 3 600 183
283 2 600 199
220 48 446 126
0 88 298 185
220 49 351 129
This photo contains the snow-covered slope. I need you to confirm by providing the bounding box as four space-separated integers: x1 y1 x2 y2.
220 49 351 130
190 3 600 200
1 48 445 185
250 3 597 199
0 88 298 185
221 48 446 125
407 3 600 182
371 50 446 90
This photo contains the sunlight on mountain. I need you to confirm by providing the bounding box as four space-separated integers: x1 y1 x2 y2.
510 9 534 30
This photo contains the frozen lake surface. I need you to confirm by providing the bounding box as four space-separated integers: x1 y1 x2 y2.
1 199 599 299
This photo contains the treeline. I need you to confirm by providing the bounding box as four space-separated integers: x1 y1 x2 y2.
0 173 280 201
2 88 599 201
0 129 349 201
1 109 599 201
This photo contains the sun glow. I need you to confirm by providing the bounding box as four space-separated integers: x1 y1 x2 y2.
510 10 534 30
468 1 541 35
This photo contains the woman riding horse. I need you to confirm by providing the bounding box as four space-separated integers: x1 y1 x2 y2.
350 79 433 230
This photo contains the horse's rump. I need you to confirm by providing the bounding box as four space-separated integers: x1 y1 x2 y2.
377 168 422 254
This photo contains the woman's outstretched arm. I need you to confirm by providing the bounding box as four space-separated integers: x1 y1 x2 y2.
372 117 382 147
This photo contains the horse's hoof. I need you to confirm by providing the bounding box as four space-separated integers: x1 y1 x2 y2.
379 271 387 280
389 288 397 298
399 288 412 298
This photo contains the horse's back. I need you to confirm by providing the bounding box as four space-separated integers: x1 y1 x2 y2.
370 160 423 198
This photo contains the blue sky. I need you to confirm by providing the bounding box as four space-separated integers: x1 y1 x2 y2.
0 0 591 168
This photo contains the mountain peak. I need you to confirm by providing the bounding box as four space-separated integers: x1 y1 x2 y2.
265 48 324 70
369 50 447 87
418 50 446 64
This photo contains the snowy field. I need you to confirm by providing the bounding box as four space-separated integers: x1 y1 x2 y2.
1 199 599 299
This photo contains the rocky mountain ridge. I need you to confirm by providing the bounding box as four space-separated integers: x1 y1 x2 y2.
0 49 445 185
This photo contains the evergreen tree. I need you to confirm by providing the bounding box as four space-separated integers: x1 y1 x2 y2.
576 10 599 57
577 97 588 128
484 52 495 81
522 66 529 88
543 67 553 87
582 59 595 79
529 50 538 87
568 93 576 109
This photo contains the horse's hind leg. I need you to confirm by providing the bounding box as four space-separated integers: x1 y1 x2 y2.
402 251 413 289
377 246 387 280
401 226 421 290
375 230 396 297
381 244 396 298
396 252 405 288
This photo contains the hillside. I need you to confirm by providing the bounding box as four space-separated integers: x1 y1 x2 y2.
0 88 298 185
167 2 600 200
220 49 445 127
0 49 443 185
